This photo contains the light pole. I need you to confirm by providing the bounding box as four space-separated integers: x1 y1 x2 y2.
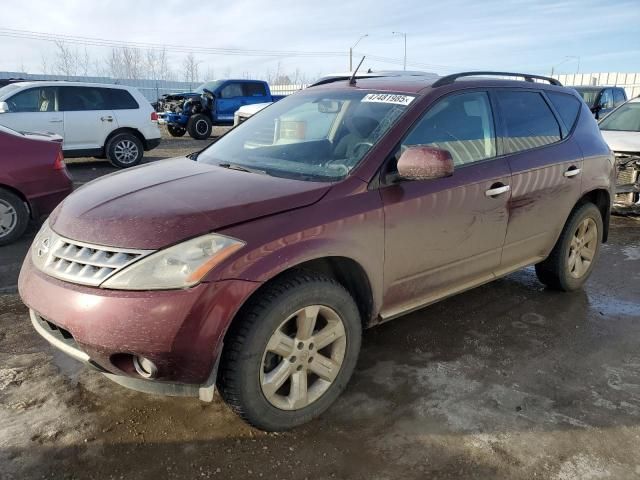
392 31 407 71
350 34 368 72
551 56 580 76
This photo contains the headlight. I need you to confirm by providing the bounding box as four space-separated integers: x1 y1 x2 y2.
101 234 244 290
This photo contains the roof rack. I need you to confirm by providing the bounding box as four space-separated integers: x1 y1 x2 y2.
432 71 562 88
310 70 437 87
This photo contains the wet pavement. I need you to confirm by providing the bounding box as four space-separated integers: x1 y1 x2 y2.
1 130 640 479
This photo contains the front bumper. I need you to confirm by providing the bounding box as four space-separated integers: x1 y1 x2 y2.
19 256 258 394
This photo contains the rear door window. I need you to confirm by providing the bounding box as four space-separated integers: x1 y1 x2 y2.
546 92 581 135
243 82 267 97
402 91 496 166
7 87 58 112
495 90 561 154
60 87 109 111
107 88 139 109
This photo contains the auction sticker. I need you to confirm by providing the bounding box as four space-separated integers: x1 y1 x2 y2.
362 93 415 106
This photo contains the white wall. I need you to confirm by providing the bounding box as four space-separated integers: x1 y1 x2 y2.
553 72 640 99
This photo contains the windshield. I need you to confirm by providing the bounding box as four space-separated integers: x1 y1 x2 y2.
573 88 600 107
599 102 640 132
0 83 23 100
194 80 223 93
197 89 416 181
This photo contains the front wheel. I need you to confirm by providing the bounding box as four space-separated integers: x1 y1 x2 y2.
187 114 212 140
219 272 362 431
535 203 603 291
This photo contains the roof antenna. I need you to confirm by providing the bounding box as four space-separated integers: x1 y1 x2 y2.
349 56 366 85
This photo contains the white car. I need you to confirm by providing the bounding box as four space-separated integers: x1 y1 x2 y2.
0 81 161 168
233 102 271 126
599 97 640 212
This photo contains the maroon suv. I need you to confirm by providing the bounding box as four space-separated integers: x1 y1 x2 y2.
19 72 615 431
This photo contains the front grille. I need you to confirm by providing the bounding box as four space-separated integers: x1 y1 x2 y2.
614 152 640 205
35 229 153 287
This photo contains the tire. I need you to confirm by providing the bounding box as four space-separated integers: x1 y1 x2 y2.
167 125 186 137
219 271 362 431
535 203 603 291
187 114 213 140
106 133 144 168
0 188 30 246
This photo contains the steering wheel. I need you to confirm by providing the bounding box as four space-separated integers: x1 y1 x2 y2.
351 141 374 160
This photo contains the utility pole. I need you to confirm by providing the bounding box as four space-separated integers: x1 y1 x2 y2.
392 31 407 70
350 34 368 71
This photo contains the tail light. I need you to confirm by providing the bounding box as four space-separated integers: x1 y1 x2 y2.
151 111 159 122
53 150 65 170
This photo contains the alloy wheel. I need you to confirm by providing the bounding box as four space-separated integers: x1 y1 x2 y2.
568 217 597 278
260 305 347 411
195 119 209 136
0 199 17 239
114 139 139 165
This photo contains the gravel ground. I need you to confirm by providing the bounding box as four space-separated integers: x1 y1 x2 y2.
1 128 640 479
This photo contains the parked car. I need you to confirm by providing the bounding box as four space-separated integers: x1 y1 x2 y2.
20 71 614 431
0 82 161 168
599 96 640 214
158 79 285 139
571 86 627 119
0 125 72 245
233 102 271 126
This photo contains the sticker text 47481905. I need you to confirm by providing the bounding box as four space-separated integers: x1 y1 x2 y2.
362 93 416 106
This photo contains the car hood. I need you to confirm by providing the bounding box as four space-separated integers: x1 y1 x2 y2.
50 158 332 249
600 130 640 153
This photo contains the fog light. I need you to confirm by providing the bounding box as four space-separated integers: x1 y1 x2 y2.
133 356 158 379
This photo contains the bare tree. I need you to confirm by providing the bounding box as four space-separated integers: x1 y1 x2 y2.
53 40 79 77
40 54 49 74
183 53 201 86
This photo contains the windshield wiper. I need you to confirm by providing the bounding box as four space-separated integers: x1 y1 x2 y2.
217 162 266 175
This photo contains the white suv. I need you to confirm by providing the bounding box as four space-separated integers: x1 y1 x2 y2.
0 81 161 168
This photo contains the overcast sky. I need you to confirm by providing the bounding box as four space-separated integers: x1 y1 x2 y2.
1 0 639 80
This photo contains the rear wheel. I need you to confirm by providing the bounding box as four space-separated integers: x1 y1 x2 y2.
106 133 144 168
0 188 29 246
535 203 603 291
219 272 362 431
167 125 186 137
187 114 212 140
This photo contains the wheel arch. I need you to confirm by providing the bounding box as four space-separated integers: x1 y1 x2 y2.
225 255 376 338
0 183 32 217
104 127 148 150
576 188 610 243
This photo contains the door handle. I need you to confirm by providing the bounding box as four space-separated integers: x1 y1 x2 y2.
100 116 113 122
49 119 63 123
564 166 581 178
485 184 511 198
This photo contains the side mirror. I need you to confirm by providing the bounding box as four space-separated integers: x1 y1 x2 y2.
397 146 454 181
0 101 9 113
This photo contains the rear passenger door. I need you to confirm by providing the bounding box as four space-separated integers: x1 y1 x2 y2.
60 86 117 153
494 89 584 274
243 82 269 107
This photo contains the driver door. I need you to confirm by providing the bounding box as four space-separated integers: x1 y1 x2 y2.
380 90 511 318
216 82 245 122
0 86 64 137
